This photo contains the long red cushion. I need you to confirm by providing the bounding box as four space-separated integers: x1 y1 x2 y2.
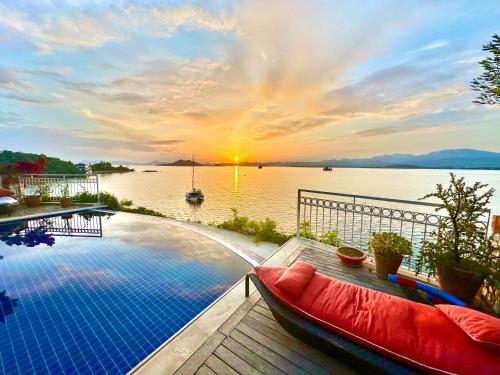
274 261 316 298
437 304 500 351
255 264 500 374
0 188 15 197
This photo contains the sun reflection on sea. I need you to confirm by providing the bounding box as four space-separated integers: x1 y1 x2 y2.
233 166 239 192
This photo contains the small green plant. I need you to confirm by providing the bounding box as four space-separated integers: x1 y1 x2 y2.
320 231 341 247
61 184 70 199
369 232 412 257
73 191 98 203
298 221 317 240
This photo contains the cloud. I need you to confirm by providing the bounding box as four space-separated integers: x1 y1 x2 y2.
419 40 448 51
149 139 184 145
253 116 334 140
0 111 34 127
0 3 236 53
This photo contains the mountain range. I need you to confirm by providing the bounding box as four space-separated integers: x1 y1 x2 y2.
79 149 500 169
210 149 500 169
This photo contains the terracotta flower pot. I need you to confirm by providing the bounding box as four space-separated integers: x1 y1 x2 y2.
437 265 483 304
60 198 72 208
24 195 41 208
491 215 500 234
336 246 367 267
1 175 19 189
374 252 403 279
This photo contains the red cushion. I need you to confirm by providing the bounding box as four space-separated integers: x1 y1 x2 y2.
0 188 15 197
254 265 500 374
274 261 316 299
437 304 500 351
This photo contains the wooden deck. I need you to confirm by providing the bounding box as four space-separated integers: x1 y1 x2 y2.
175 242 426 375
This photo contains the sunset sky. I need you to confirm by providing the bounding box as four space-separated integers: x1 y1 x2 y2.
1 0 499 163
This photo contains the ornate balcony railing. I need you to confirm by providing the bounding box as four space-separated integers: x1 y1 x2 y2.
296 189 491 270
24 211 107 237
17 174 100 203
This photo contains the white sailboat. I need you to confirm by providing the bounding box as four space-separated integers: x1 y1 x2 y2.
185 155 204 204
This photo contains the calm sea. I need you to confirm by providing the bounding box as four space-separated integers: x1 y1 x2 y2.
99 166 500 233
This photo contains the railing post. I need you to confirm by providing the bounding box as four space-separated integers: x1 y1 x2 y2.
296 189 301 236
96 174 100 203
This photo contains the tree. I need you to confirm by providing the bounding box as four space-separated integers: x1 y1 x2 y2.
471 33 500 105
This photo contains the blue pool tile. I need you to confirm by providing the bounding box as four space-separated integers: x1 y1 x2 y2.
0 211 251 374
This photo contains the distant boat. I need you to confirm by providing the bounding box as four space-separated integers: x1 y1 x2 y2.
323 166 333 171
258 165 263 169
186 155 204 204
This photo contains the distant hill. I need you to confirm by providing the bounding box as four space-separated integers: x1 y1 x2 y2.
209 149 500 169
90 161 134 173
320 149 500 169
159 159 203 166
0 150 81 174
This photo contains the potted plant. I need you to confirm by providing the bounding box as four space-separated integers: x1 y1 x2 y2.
416 173 498 304
23 180 49 208
492 215 500 233
24 193 41 208
369 232 412 279
60 185 71 208
336 246 367 266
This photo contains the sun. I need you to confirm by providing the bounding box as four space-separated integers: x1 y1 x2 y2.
233 156 239 163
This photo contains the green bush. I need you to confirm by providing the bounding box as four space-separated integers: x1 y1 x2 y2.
213 209 292 245
369 232 412 257
320 231 341 247
121 206 165 218
120 199 133 207
298 221 317 240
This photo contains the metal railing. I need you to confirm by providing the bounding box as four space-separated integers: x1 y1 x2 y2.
296 189 491 270
24 211 107 237
18 174 100 203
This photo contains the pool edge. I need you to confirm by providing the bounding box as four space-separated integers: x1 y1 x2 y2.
128 236 303 375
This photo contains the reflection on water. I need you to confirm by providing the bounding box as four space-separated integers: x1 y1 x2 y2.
99 167 500 232
0 290 17 322
0 211 110 248
233 165 239 192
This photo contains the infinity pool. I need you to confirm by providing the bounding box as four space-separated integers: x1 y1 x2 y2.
0 210 251 374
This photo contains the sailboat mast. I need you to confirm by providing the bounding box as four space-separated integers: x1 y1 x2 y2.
192 154 195 190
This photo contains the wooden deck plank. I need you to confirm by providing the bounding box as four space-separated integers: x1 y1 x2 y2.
229 329 310 375
196 365 217 375
175 332 226 375
221 336 286 375
205 355 239 375
214 346 263 375
235 322 335 375
240 317 349 372
251 305 275 320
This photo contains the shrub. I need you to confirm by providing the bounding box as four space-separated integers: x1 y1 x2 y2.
369 232 412 257
298 221 317 240
213 209 292 245
320 231 341 247
100 192 121 210
120 199 133 207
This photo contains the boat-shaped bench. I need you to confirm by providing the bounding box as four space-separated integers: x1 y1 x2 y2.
247 262 500 375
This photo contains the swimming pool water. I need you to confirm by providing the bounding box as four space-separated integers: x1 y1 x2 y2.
0 211 251 374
